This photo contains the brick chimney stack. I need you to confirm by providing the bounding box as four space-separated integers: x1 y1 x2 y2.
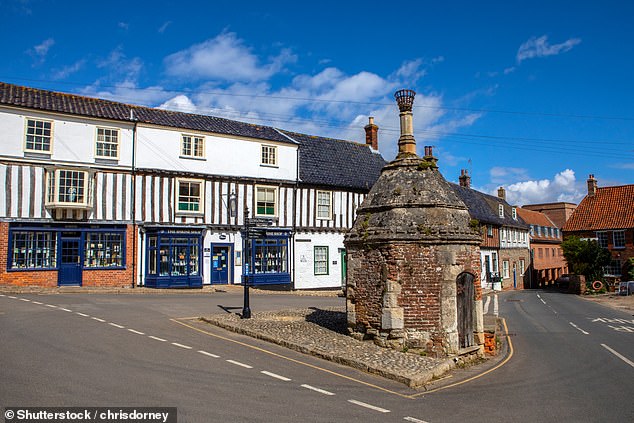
497 186 506 200
459 169 471 188
587 174 598 196
394 89 417 158
364 117 379 150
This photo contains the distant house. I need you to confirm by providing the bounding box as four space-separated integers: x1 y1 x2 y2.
522 202 577 230
452 171 530 290
517 207 567 288
562 174 634 281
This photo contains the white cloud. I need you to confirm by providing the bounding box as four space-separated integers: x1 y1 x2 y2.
497 169 584 205
118 22 129 30
516 35 581 63
52 59 86 80
164 32 296 82
158 21 172 33
29 38 54 64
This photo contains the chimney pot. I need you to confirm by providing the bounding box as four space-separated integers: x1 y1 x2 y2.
364 116 379 150
587 174 598 196
459 169 471 188
497 186 506 200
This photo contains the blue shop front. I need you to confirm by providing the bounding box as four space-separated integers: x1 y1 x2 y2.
144 226 204 288
243 228 292 286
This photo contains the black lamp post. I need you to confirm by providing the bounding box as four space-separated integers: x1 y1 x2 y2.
241 206 252 319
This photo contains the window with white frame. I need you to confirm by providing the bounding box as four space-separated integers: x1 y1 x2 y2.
487 225 493 237
502 260 510 278
316 191 332 220
261 145 277 166
46 169 93 208
498 204 504 218
314 246 329 275
603 259 622 276
613 230 625 249
177 179 203 213
596 231 608 248
519 259 525 276
25 118 53 153
512 207 517 219
181 134 205 158
96 127 120 159
256 186 277 216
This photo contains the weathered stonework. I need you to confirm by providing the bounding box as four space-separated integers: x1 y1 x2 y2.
344 90 484 356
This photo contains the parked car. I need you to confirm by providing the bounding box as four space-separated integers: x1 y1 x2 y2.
618 281 634 296
556 274 571 289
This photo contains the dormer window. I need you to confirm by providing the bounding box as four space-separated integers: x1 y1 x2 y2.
512 207 517 220
498 204 504 218
46 168 94 209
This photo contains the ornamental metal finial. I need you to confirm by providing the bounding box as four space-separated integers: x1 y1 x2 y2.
394 89 416 112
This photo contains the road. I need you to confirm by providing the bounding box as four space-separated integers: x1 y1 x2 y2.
1 289 632 422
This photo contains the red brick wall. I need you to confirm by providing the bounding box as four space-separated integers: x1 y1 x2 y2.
0 222 136 288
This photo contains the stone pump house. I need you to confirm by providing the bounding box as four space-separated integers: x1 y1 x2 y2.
344 90 484 356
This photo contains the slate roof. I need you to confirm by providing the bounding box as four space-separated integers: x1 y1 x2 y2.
283 130 387 191
451 183 529 229
562 184 634 231
0 81 293 144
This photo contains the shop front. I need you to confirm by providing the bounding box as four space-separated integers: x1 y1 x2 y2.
243 228 291 286
145 227 204 288
7 223 128 286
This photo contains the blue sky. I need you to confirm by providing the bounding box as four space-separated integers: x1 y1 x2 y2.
1 0 633 206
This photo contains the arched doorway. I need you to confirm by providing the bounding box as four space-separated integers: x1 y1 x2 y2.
456 272 475 348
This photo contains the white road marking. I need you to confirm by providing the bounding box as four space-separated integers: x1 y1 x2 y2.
149 336 167 342
76 312 89 317
109 323 125 329
32 301 43 305
261 371 291 381
347 399 390 413
569 322 589 335
197 350 220 358
601 344 634 368
300 384 335 396
8 296 17 299
60 308 73 312
45 304 57 308
483 296 491 314
127 329 145 335
226 359 253 369
493 294 499 316
404 417 429 423
171 342 192 349
91 317 106 322
0 294 5 297
19 298 31 302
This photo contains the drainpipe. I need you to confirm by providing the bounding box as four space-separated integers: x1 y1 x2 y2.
130 109 138 288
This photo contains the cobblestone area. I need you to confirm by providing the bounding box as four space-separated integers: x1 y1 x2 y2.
201 307 456 388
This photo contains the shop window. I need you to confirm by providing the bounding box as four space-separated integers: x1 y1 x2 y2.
46 168 93 209
177 179 203 213
314 246 329 275
252 238 287 274
148 236 157 275
10 231 56 269
317 191 332 220
96 127 119 159
256 186 277 216
84 232 124 268
25 118 53 153
181 134 205 158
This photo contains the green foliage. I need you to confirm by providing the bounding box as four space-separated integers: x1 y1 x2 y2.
624 257 634 280
561 236 612 281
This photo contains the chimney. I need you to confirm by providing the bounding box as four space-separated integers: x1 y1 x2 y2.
459 169 471 188
394 89 417 158
364 117 379 150
587 174 598 196
497 186 506 201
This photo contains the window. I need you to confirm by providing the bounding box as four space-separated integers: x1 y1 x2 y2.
261 145 277 166
603 259 622 276
256 186 277 216
314 246 329 275
46 169 93 208
84 232 124 267
498 204 504 218
25 118 53 153
487 225 493 237
502 260 510 279
596 231 608 248
613 230 625 249
317 191 332 220
10 231 56 269
538 248 543 258
96 127 119 159
519 259 525 276
181 134 205 158
537 226 542 236
512 207 517 219
177 180 203 213
492 253 498 273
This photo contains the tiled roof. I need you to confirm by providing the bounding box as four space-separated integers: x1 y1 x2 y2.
562 184 634 231
282 130 387 191
0 81 294 144
451 184 529 229
517 207 556 227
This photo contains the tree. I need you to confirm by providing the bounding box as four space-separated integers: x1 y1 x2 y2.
624 257 634 280
561 236 612 281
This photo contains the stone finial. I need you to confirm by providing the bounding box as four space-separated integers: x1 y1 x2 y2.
394 89 417 158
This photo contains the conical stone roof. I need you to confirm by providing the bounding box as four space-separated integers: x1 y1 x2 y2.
346 154 481 245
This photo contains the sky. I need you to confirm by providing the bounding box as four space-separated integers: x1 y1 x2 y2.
1 0 633 206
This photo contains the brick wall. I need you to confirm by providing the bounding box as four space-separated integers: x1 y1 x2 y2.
499 247 529 290
565 229 634 277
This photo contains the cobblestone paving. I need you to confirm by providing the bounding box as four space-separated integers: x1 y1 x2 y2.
201 307 454 388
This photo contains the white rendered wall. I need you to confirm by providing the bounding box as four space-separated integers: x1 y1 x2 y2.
294 232 346 289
